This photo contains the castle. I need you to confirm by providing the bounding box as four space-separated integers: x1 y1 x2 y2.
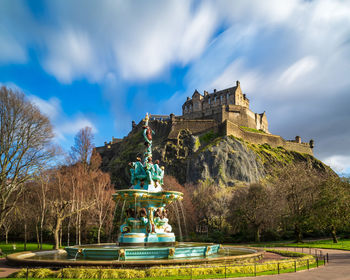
98 82 314 156
182 81 269 133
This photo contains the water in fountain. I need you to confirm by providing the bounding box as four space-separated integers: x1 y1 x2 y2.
178 200 188 239
173 200 183 242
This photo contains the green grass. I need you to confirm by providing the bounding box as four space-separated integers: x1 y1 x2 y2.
240 238 350 251
0 242 54 256
239 126 266 134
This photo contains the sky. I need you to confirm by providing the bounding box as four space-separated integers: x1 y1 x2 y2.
0 0 350 175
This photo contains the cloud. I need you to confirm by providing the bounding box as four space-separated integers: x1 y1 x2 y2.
0 0 219 83
56 116 97 140
29 95 61 120
323 155 350 174
1 0 350 173
278 56 318 86
0 0 36 64
43 28 105 83
28 94 97 142
211 59 260 94
0 30 27 64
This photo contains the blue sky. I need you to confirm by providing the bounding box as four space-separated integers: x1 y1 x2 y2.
1 0 350 175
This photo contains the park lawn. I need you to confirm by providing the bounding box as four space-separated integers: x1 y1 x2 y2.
237 238 350 251
0 242 54 256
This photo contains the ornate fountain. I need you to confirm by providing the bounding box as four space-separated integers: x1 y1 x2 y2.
115 113 182 246
65 113 220 260
6 113 261 266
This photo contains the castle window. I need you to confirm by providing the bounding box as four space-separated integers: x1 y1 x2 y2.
215 96 217 103
208 98 211 104
220 95 223 103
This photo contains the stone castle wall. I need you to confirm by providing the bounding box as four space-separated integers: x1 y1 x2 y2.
222 120 313 155
168 118 218 139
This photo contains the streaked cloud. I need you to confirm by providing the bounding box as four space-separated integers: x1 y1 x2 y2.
279 56 318 86
29 94 97 141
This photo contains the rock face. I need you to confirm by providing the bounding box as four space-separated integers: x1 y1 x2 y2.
186 136 265 186
97 120 331 188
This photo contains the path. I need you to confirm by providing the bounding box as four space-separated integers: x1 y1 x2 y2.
0 258 21 278
238 247 350 280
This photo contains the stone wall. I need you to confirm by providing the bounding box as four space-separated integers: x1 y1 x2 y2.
168 118 218 139
222 120 313 155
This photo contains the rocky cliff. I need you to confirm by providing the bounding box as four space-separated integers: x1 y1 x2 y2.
97 120 332 188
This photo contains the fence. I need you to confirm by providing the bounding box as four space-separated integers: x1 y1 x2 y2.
15 248 328 280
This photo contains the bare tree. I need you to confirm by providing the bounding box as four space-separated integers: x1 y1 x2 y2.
48 165 95 249
70 127 94 166
0 86 54 230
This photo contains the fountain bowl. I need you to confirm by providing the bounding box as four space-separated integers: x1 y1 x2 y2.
6 244 263 267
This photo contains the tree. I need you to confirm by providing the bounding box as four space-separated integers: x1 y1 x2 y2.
230 183 278 242
269 162 323 242
70 127 94 165
48 165 96 249
90 153 114 243
0 86 54 230
312 177 350 243
190 180 233 233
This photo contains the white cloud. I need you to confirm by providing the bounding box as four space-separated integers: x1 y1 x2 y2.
43 28 105 84
323 155 350 174
177 2 218 64
28 95 61 120
211 59 260 93
5 0 216 83
28 94 97 142
278 56 318 85
56 117 97 140
0 30 27 64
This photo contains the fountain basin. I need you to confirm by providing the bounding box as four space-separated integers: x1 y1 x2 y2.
112 189 183 208
65 243 220 260
6 245 262 267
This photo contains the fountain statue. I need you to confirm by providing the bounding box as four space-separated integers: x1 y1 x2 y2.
115 113 182 246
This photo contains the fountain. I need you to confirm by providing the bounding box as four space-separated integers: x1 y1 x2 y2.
6 113 262 266
65 113 221 260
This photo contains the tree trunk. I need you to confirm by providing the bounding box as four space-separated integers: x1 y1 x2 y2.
294 224 303 243
331 225 338 243
40 215 44 250
54 218 62 250
75 213 78 245
255 227 261 243
98 225 102 244
59 226 62 247
5 229 9 244
67 218 71 246
24 223 27 250
35 222 40 248
78 212 81 245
